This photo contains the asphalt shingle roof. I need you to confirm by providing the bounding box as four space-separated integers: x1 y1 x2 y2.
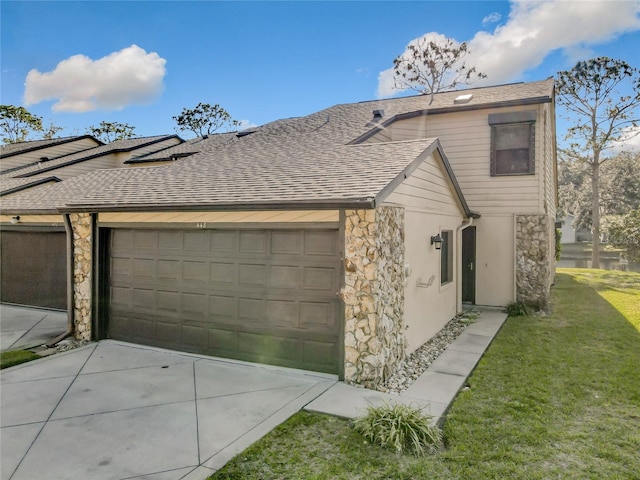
0 135 101 158
0 176 61 196
3 135 180 178
0 79 554 214
125 133 237 163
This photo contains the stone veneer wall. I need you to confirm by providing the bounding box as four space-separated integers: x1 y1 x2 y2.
343 207 406 388
71 213 93 340
516 214 552 311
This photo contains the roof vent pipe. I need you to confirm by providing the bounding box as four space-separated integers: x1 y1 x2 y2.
372 109 384 118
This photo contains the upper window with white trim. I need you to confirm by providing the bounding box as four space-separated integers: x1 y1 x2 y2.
489 111 536 176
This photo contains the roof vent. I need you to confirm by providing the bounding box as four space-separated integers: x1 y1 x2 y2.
372 109 384 118
454 94 473 105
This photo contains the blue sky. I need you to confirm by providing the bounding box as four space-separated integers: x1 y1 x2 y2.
1 1 639 140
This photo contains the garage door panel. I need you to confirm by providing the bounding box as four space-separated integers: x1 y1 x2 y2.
132 288 155 308
111 230 133 250
183 261 208 283
208 328 238 354
300 302 336 330
157 321 180 343
184 231 209 252
303 267 336 291
209 295 237 321
157 260 180 280
158 231 182 250
133 258 155 279
109 314 130 338
303 340 337 368
239 231 268 253
238 297 266 324
182 324 208 349
269 265 300 289
271 230 302 254
182 293 208 318
157 290 180 313
239 264 266 287
130 316 156 339
110 286 131 308
238 332 299 363
210 262 236 285
134 230 157 250
266 300 298 328
305 230 338 256
107 228 341 374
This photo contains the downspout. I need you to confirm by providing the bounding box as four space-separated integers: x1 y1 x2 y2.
47 213 74 346
456 217 474 314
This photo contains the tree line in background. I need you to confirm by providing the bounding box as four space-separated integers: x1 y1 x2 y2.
0 102 238 144
1 39 638 261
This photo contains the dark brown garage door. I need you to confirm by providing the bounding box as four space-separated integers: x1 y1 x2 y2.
0 229 67 310
106 228 342 374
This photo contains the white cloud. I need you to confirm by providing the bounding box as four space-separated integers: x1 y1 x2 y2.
236 119 258 130
24 45 167 112
378 0 640 98
610 125 640 154
482 12 502 25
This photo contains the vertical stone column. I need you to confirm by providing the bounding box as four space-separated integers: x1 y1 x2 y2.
71 213 93 341
516 214 551 311
343 207 406 389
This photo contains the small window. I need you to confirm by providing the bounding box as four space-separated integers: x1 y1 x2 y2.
489 111 536 176
440 230 453 285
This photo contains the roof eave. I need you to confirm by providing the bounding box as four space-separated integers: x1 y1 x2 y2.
58 198 378 214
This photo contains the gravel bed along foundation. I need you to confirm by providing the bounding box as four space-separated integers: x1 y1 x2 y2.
379 310 480 394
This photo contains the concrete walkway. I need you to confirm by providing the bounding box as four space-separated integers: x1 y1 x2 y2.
305 307 508 424
1 305 506 479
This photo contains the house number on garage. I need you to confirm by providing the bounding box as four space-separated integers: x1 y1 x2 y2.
196 222 207 229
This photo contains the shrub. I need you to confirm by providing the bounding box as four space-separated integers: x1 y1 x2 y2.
353 402 442 456
505 301 530 317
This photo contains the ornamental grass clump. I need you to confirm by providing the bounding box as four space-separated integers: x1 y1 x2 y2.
353 402 442 457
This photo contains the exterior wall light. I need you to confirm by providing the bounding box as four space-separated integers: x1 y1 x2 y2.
431 233 443 250
10 216 20 224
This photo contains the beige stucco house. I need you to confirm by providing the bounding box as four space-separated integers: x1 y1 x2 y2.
0 79 557 388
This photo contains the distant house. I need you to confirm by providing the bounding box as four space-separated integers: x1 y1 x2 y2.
0 79 557 388
559 214 592 244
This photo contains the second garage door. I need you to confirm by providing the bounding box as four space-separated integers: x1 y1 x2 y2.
1 229 67 310
106 227 342 374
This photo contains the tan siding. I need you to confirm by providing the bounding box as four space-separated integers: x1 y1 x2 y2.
27 156 116 180
380 106 547 215
1 138 99 171
383 152 461 215
403 210 461 353
99 210 340 224
362 127 392 143
0 214 64 225
114 138 182 167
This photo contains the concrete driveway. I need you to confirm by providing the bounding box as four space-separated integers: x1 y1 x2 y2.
1 340 336 480
0 305 67 352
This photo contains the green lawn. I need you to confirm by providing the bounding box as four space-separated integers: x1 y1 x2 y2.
0 349 40 369
211 269 640 479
